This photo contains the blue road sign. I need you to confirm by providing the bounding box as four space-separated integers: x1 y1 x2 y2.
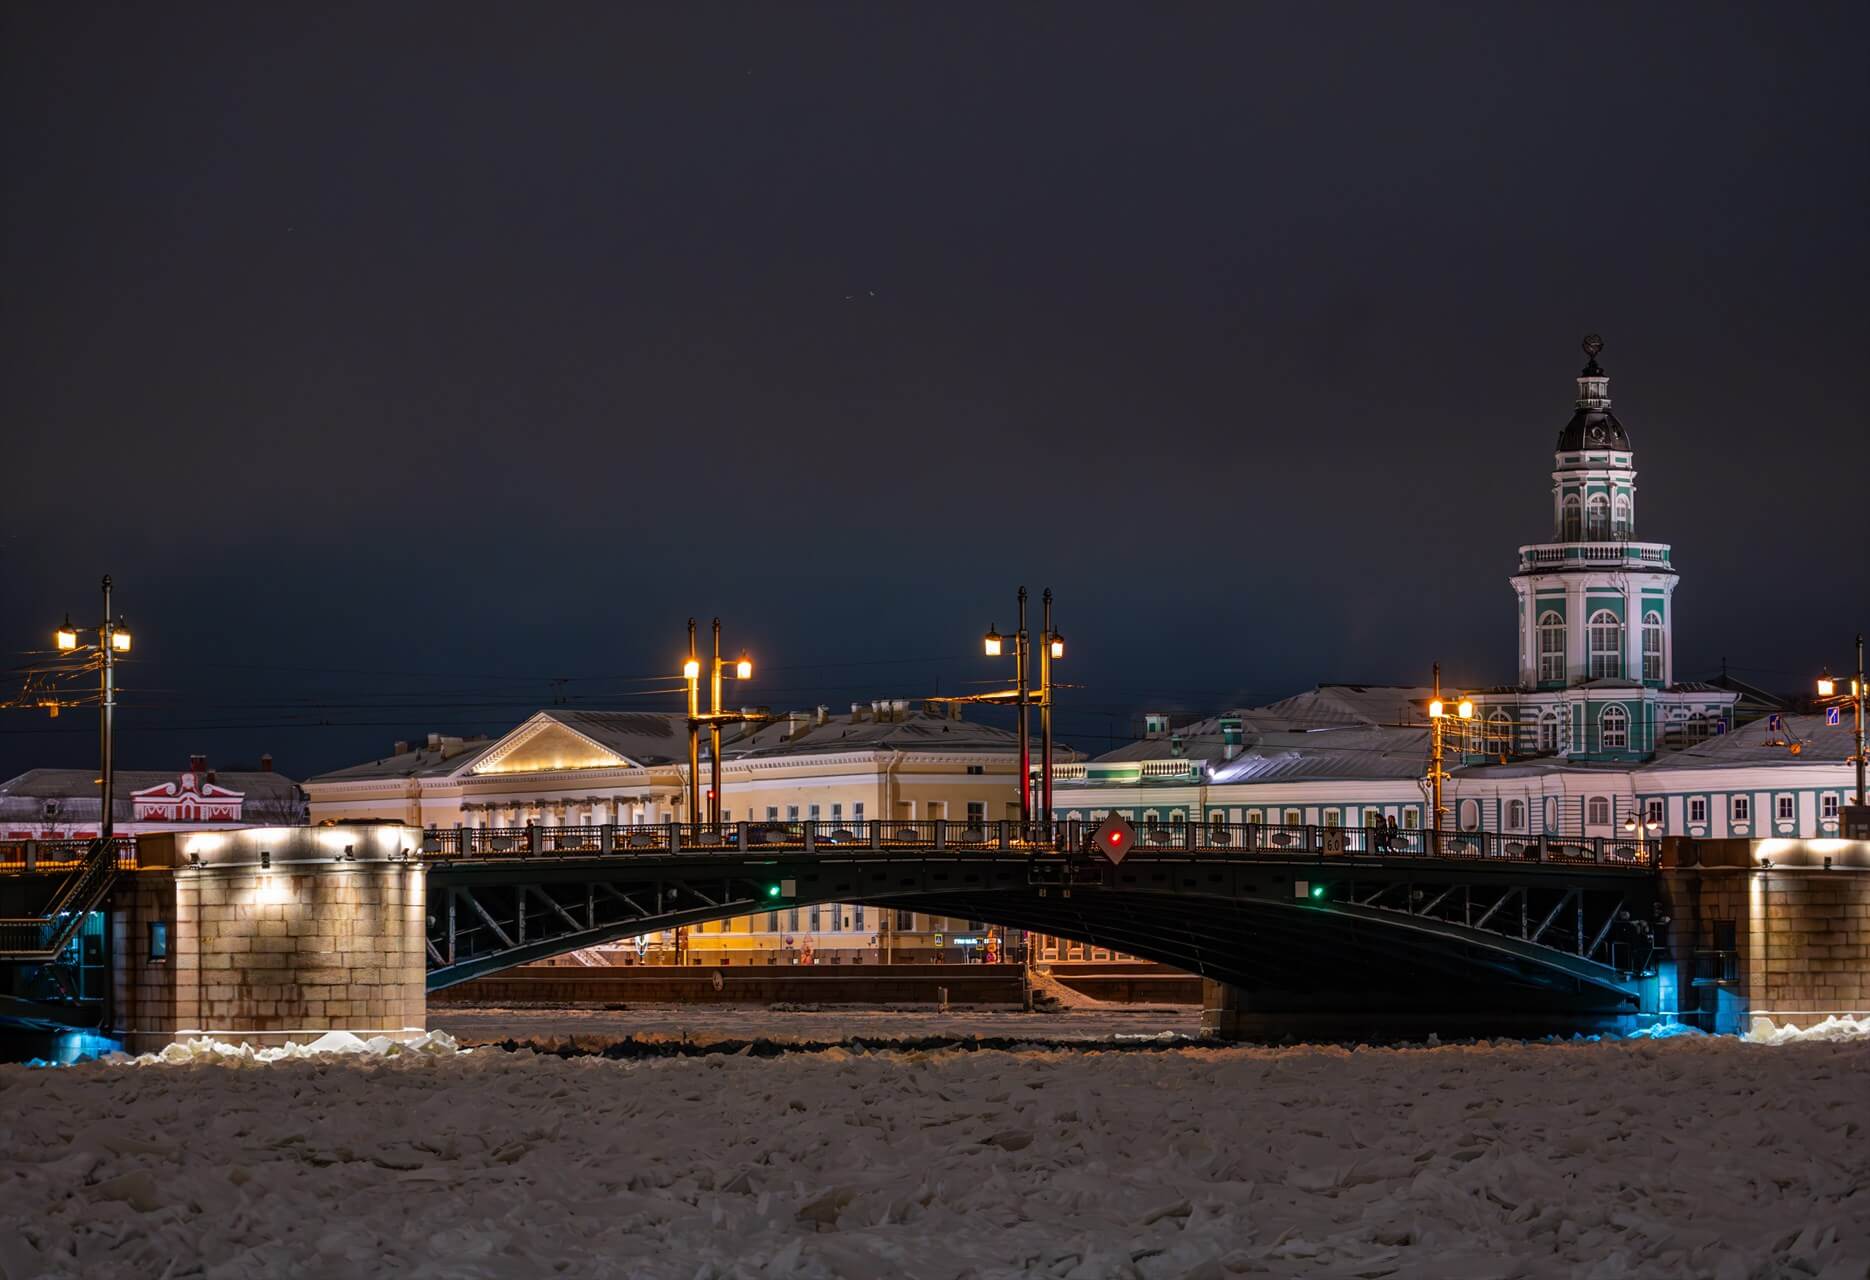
1768 713 1783 731
1827 706 1842 726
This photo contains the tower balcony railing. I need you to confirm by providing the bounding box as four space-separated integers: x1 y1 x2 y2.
1516 541 1673 573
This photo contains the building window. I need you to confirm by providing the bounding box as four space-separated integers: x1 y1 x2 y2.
808 803 821 820
786 805 800 821
1642 611 1663 681
1402 808 1420 829
1587 796 1611 826
1486 709 1512 756
1776 795 1794 822
853 904 865 930
1537 612 1565 683
1599 704 1629 750
1587 610 1623 679
1687 713 1708 742
1689 797 1707 824
1585 493 1610 539
1561 494 1581 541
853 802 864 822
966 801 986 826
1322 810 1340 827
1613 493 1631 538
766 806 779 821
1732 796 1750 823
1644 798 1663 827
1283 808 1302 827
1537 710 1561 753
831 803 843 821
1823 794 1840 821
147 921 170 963
1507 799 1526 830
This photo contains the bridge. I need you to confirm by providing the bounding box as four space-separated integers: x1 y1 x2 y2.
416 820 1664 1031
0 820 1670 1043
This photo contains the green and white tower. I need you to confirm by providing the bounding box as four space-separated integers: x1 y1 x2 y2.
1469 336 1736 761
1512 334 1677 694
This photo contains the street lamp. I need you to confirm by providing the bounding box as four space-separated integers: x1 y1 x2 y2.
681 617 759 826
971 588 1066 824
1425 663 1473 833
45 577 132 848
1815 634 1867 809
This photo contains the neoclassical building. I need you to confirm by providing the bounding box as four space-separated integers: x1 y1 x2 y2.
1052 338 1855 842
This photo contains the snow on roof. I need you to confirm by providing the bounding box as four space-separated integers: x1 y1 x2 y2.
0 768 306 823
1643 711 1863 770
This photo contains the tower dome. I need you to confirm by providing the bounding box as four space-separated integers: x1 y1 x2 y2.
1555 333 1630 451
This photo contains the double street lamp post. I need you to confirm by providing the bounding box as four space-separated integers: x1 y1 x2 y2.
1816 632 1867 810
52 575 133 846
981 586 1065 824
683 617 755 826
1424 662 1473 837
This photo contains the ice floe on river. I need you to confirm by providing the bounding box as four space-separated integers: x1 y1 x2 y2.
3 1028 1867 1279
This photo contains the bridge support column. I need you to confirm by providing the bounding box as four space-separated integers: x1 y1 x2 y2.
108 827 428 1053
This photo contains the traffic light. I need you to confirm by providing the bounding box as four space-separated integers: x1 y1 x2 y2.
1310 883 1327 900
766 884 782 899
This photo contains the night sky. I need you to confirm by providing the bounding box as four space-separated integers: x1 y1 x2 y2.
2 3 1865 782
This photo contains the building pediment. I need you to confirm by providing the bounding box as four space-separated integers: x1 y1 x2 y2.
469 717 636 776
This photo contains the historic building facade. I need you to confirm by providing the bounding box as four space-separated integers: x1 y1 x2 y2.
1052 338 1856 840
0 756 306 840
305 701 1051 964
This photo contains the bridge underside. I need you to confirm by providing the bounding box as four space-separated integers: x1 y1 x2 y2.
427 853 1657 1029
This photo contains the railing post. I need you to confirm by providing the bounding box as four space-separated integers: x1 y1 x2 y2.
23 841 35 874
869 822 882 851
737 821 749 852
669 822 681 854
933 819 946 852
804 822 816 854
600 824 614 854
998 819 1009 851
1184 820 1195 852
525 825 538 856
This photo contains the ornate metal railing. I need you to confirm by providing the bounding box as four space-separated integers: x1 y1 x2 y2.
0 835 128 959
413 820 1657 869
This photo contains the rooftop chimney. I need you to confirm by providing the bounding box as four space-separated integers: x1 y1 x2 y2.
260 753 274 773
393 740 411 756
188 753 207 775
1169 733 1184 758
1220 718 1243 761
1144 714 1169 741
815 704 830 727
850 702 870 723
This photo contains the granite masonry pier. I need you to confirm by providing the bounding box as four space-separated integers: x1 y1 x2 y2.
1662 836 1870 1035
110 826 427 1052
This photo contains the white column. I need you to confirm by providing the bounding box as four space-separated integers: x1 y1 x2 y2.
1625 583 1643 684
1565 579 1588 683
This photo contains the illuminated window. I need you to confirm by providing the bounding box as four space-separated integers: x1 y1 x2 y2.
1587 610 1623 679
1537 611 1565 683
1402 808 1420 829
1585 493 1610 539
1283 809 1302 827
1600 704 1629 750
1732 795 1750 822
1823 794 1839 820
1645 799 1663 826
147 921 169 963
1642 611 1663 681
1587 796 1611 826
1487 709 1512 755
1538 710 1562 753
1776 795 1794 822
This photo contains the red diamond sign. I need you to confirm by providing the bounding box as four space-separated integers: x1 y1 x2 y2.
1094 813 1137 865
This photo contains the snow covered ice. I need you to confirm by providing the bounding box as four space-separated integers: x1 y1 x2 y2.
2 1034 1867 1279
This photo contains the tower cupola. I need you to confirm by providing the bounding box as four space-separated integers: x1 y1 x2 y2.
1555 334 1630 452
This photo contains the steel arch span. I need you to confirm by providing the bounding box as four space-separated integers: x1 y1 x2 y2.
424 846 1659 1019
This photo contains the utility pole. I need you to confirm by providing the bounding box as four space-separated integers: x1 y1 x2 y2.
99 576 118 846
685 618 701 825
710 618 724 825
1016 586 1030 825
1857 632 1866 807
1040 588 1054 820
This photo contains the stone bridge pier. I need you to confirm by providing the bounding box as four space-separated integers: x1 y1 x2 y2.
110 827 427 1053
1660 837 1870 1036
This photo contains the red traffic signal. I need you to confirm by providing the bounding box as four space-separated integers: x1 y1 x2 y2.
1093 813 1137 865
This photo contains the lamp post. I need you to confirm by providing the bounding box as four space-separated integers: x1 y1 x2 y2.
1425 663 1474 834
1816 631 1866 807
51 575 132 845
979 586 1065 826
680 617 756 827
1622 811 1661 859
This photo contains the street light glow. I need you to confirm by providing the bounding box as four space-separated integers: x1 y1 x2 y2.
1050 634 1064 659
1818 673 1836 697
1457 699 1474 720
983 627 1003 657
683 659 700 680
56 626 77 651
736 655 753 680
1429 699 1444 719
111 628 132 652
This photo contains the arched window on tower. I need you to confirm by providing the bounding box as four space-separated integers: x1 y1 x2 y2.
1587 609 1623 679
1585 493 1610 540
1613 493 1632 538
1561 494 1581 541
1642 611 1664 682
1600 704 1629 751
1538 710 1562 753
1537 611 1566 683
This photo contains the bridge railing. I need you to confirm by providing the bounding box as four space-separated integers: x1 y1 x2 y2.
411 819 1654 868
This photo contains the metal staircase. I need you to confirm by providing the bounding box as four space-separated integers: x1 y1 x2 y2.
0 837 120 961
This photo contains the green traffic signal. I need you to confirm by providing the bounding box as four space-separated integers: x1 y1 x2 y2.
1310 884 1326 899
767 884 782 898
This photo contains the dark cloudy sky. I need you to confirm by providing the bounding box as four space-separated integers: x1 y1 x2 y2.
2 2 1865 780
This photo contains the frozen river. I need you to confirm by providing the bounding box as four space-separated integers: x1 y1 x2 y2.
2 1023 1866 1278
